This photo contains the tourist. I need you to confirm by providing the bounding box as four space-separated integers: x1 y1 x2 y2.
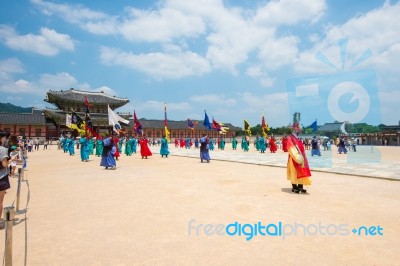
311 136 321 156
160 135 170 158
352 139 357 152
338 137 347 154
0 130 18 229
43 139 48 150
200 134 210 163
27 138 33 152
8 146 19 178
34 137 40 151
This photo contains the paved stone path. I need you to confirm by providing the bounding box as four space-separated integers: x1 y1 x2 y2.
159 145 400 180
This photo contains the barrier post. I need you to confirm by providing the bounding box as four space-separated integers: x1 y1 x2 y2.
16 168 22 211
4 206 15 266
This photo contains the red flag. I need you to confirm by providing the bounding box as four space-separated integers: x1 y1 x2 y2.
133 110 142 134
212 119 222 131
164 103 168 127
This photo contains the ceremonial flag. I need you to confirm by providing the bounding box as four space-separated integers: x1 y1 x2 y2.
68 112 85 134
261 111 270 138
66 114 72 127
292 112 302 133
108 105 129 133
244 120 252 136
71 111 84 127
84 98 92 130
212 118 222 131
212 118 229 134
203 111 211 130
133 110 143 135
187 119 198 130
308 119 318 132
164 103 170 142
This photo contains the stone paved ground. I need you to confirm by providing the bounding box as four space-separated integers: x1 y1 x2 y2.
167 145 400 180
1 145 399 265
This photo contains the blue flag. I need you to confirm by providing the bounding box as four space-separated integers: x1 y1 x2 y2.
309 120 318 132
203 112 211 130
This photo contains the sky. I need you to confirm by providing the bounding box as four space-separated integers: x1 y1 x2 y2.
0 0 399 128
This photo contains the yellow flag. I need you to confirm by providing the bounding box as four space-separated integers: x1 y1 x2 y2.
244 120 252 136
164 126 170 143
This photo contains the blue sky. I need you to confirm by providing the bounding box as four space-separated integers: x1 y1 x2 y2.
0 0 399 128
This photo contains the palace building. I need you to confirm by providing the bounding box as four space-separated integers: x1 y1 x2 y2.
130 119 241 139
0 88 241 140
43 88 130 137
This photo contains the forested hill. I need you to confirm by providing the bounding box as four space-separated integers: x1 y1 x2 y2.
0 102 32 113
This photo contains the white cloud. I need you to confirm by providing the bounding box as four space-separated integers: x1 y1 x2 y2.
238 92 290 127
92 86 117 97
0 69 120 102
288 1 400 127
38 72 77 90
31 0 322 78
260 76 276 88
190 94 236 106
245 65 276 88
254 0 326 26
119 7 205 42
30 0 108 23
99 46 211 79
0 25 74 56
294 2 400 75
258 35 299 70
0 58 24 75
136 100 191 111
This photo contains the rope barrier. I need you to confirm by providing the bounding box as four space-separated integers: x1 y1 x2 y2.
2 166 30 266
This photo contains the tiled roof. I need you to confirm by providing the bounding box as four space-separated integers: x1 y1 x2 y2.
319 122 344 132
128 119 242 131
0 112 46 125
45 88 129 109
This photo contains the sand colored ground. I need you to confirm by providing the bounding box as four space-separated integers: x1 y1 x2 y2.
1 145 399 265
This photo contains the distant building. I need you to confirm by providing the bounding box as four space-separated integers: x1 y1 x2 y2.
43 88 130 137
129 119 241 139
318 122 348 138
0 108 47 138
0 88 242 140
